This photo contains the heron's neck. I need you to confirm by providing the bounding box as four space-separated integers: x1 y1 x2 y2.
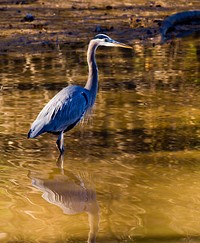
85 41 98 100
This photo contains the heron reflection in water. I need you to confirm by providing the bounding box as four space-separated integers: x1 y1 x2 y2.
31 168 99 243
28 34 132 154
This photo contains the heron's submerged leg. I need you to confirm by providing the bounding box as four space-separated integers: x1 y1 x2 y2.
56 153 64 171
56 132 64 154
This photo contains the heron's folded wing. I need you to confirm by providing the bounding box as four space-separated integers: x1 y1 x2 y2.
29 86 89 137
49 89 89 132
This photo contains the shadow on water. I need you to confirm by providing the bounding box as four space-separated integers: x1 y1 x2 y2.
29 155 99 243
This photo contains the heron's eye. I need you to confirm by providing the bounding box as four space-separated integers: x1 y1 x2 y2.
104 38 109 42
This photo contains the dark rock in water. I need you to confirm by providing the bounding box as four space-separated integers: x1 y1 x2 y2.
147 29 152 35
95 25 102 32
94 25 114 33
153 19 162 26
16 0 31 4
106 5 113 10
160 10 200 41
23 13 35 22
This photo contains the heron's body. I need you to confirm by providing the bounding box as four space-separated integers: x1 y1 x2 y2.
28 34 131 154
28 86 90 137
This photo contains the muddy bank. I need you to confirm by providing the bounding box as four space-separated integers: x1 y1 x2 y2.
0 0 199 53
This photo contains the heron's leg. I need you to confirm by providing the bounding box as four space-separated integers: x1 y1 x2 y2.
56 153 64 171
56 132 64 154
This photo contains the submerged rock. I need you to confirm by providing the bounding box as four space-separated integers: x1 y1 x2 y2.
160 10 200 41
23 13 35 22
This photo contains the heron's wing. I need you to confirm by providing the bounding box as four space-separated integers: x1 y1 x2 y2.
47 88 89 132
28 86 89 138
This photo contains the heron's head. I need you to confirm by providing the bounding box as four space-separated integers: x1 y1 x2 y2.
91 34 132 49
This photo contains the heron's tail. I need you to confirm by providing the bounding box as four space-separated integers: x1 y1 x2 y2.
27 129 32 138
28 120 46 138
28 129 37 138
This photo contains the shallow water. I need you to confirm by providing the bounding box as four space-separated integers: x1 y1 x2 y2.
0 33 200 242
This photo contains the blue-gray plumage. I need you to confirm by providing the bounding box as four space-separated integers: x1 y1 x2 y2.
28 34 132 154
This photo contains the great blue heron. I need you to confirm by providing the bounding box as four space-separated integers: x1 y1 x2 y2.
28 34 132 154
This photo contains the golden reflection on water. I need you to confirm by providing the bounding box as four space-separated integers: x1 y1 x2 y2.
0 35 200 242
30 161 99 243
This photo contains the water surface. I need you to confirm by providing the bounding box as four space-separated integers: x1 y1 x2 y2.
0 33 200 242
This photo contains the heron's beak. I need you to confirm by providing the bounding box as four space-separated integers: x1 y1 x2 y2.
111 40 132 49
